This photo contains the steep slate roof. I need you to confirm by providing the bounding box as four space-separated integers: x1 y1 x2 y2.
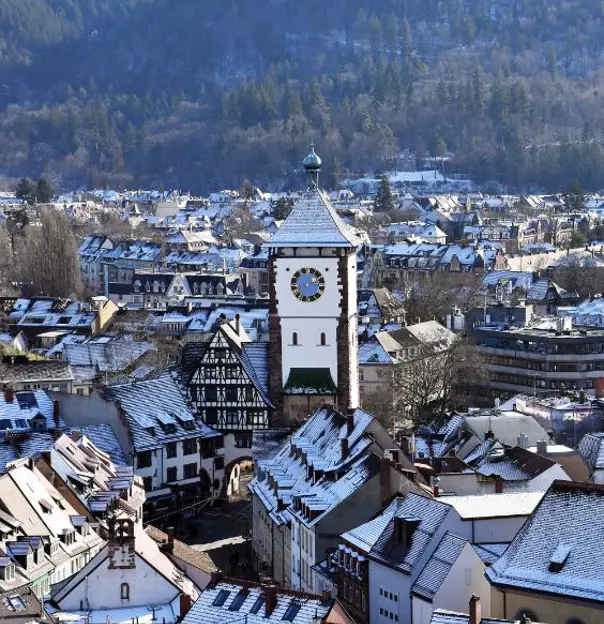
283 368 337 395
341 495 452 574
182 581 332 624
412 533 467 600
487 480 604 603
265 186 361 248
145 525 218 574
471 446 559 482
577 432 604 473
103 373 220 452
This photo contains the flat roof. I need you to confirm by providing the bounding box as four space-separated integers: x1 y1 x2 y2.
439 491 545 519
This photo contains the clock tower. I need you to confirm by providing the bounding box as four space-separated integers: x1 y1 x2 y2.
266 145 360 424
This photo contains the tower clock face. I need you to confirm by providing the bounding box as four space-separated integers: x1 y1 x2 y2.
290 267 326 302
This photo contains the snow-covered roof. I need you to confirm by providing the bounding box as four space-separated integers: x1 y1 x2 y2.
182 581 332 624
265 186 360 248
440 491 544 519
487 481 604 602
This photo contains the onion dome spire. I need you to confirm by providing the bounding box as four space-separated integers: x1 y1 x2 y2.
302 141 322 188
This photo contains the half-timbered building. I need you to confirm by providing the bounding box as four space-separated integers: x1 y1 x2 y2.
182 318 272 449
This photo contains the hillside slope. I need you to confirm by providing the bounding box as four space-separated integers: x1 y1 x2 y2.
1 0 604 192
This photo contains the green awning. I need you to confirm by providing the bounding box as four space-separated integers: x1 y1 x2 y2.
283 368 337 395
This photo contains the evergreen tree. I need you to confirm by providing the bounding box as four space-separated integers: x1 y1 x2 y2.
374 175 394 212
36 178 55 203
274 197 294 220
15 178 37 204
566 180 585 212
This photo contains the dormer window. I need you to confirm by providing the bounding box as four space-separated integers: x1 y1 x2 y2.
0 560 15 582
61 530 76 547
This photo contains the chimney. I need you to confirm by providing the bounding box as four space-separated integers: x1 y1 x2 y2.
380 457 391 505
179 594 192 618
53 400 60 428
393 517 420 549
340 438 349 461
4 387 14 403
494 477 503 494
536 440 548 456
235 313 241 335
264 586 277 617
469 594 481 624
517 433 529 449
71 430 82 442
431 475 440 497
321 589 331 602
346 408 355 435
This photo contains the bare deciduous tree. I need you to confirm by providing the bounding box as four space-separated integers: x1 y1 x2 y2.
15 209 82 298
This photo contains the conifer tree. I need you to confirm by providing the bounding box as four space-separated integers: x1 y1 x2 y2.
374 175 394 212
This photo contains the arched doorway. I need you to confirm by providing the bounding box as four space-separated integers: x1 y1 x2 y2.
223 456 254 500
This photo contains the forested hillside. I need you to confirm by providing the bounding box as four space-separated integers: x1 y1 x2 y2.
1 0 604 192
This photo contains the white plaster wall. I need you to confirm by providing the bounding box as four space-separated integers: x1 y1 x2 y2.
529 464 570 491
594 468 604 484
275 256 341 385
369 560 409 624
470 516 528 544
58 553 179 611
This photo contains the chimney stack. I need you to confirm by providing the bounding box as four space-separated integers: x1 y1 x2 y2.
235 313 241 335
380 457 391 505
517 433 529 449
4 387 14 403
346 408 355 435
536 440 548 456
53 400 60 428
469 595 481 624
393 517 420 549
179 594 192 618
340 438 349 461
264 586 277 617
165 527 175 553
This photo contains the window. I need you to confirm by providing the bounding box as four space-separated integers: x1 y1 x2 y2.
320 332 326 346
225 387 238 402
183 439 197 455
244 387 254 402
143 477 152 491
166 467 177 482
121 582 130 600
212 589 230 607
166 443 177 459
205 386 217 401
214 456 224 470
137 451 152 468
183 463 198 480
283 600 301 622
292 332 298 346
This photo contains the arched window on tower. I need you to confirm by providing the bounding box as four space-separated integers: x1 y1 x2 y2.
292 332 298 346
120 582 130 600
320 332 326 346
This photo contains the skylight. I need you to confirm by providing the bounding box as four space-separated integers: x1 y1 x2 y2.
282 600 301 622
228 590 248 611
249 596 265 615
549 543 571 572
212 589 230 607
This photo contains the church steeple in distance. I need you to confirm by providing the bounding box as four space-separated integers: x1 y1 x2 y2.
302 141 322 188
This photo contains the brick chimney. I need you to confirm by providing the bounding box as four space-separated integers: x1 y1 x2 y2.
380 457 391 505
536 440 548 456
4 387 14 403
53 400 60 428
393 517 420 549
161 526 174 554
340 438 349 461
469 594 481 624
179 593 192 617
346 408 355 435
264 586 277 617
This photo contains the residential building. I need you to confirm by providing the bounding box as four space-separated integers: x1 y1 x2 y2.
145 525 218 590
181 318 272 440
430 596 543 624
248 404 425 590
52 519 199 624
239 248 269 296
103 374 225 522
180 579 350 624
336 491 543 624
0 460 105 597
78 235 114 294
487 480 604 624
577 432 604 484
0 357 75 393
525 279 579 316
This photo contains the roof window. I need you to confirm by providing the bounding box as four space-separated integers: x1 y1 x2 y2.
549 543 571 572
212 589 230 607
